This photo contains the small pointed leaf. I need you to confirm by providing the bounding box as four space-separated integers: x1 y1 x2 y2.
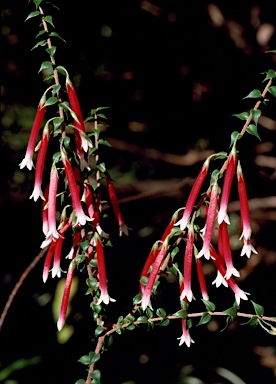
43 15 55 27
250 109 261 125
201 299 216 312
268 86 276 97
45 96 58 107
197 312 211 326
246 124 261 141
251 301 264 317
38 61 52 73
232 112 249 120
173 310 187 318
46 46 56 57
25 11 40 21
49 32 66 42
243 89 262 99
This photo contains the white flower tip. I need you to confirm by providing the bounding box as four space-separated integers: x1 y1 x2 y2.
225 267 240 280
119 224 129 236
19 158 34 171
42 272 48 283
218 211 230 225
57 318 64 331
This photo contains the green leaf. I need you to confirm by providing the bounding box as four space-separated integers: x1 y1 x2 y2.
38 61 52 73
241 316 258 326
215 151 227 160
246 124 261 141
52 85 61 95
197 312 212 326
230 131 241 147
75 380 85 384
146 308 154 318
43 15 55 27
79 240 90 252
127 324 136 330
49 32 66 42
156 308 166 318
78 355 90 365
262 69 276 82
232 112 250 120
95 326 104 337
251 301 264 317
86 278 98 290
89 352 100 364
223 307 238 318
266 50 276 53
186 318 193 329
201 299 216 312
35 30 46 39
98 139 111 147
33 0 43 9
90 369 101 381
25 11 40 21
46 46 56 57
96 163 106 173
250 109 261 125
174 309 187 319
211 169 219 182
139 276 148 285
243 89 262 99
137 316 148 324
171 246 179 259
63 136 70 149
45 97 58 107
220 315 233 332
31 40 47 50
53 117 64 130
268 86 276 97
158 318 170 327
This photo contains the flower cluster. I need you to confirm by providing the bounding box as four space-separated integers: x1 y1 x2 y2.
19 74 128 330
138 148 257 346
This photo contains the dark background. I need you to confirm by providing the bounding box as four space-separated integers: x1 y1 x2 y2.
1 1 276 383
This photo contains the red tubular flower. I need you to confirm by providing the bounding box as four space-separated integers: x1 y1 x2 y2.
210 245 249 305
42 184 49 236
52 237 64 278
46 165 60 240
218 222 240 279
57 259 76 331
180 225 195 302
176 158 210 231
43 241 57 282
177 287 194 347
66 231 81 260
237 161 258 258
106 173 129 236
140 241 160 294
61 148 91 227
94 234 116 305
19 97 46 170
141 238 169 311
197 181 219 260
218 148 238 225
195 258 209 301
66 78 92 153
29 126 49 201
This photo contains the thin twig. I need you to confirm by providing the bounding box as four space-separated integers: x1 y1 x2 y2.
0 247 48 330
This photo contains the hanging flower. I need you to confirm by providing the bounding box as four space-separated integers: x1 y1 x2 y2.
237 161 258 258
241 238 258 258
180 225 195 302
141 238 169 311
51 237 64 278
57 259 76 331
19 96 46 170
43 240 57 282
140 241 160 294
195 258 209 300
106 173 129 236
46 165 60 240
66 77 92 153
176 158 210 230
177 318 195 347
210 245 249 305
61 147 91 227
42 184 49 236
197 181 219 260
29 126 49 201
218 221 240 279
94 234 116 305
218 148 238 225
